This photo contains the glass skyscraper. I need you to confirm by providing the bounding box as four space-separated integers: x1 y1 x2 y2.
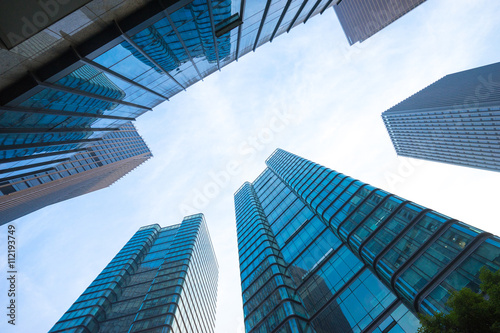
334 0 426 45
382 61 500 172
49 214 218 332
1 0 337 179
235 149 500 332
0 121 152 225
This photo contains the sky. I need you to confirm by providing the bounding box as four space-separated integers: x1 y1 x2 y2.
2 0 500 332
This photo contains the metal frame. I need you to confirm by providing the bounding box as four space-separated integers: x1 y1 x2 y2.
0 158 69 175
252 0 273 52
414 233 492 312
163 11 203 81
235 0 246 61
371 208 431 274
1 127 120 134
0 168 56 183
0 105 136 121
287 0 309 33
308 267 368 323
308 171 343 207
390 219 457 292
37 80 152 111
116 21 187 91
78 54 169 101
215 13 243 38
270 0 293 42
304 0 323 23
320 0 336 15
1 148 86 164
206 0 221 70
363 299 402 333
319 178 357 230
356 200 411 258
1 138 101 151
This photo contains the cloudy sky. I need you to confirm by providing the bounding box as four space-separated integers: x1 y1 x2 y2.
2 0 500 332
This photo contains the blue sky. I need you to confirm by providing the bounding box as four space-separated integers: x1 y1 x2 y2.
2 0 500 332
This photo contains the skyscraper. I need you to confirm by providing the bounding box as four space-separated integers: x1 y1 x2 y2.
49 214 218 332
334 0 426 45
235 149 500 332
1 0 337 176
382 61 500 172
0 121 151 225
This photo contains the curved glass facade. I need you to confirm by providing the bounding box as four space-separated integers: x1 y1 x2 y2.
49 214 218 333
235 148 500 332
1 0 337 223
1 0 336 180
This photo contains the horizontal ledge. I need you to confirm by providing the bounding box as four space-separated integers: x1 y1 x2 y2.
38 81 152 111
0 167 55 183
0 157 70 175
0 127 120 134
1 105 136 121
0 148 86 164
0 138 102 151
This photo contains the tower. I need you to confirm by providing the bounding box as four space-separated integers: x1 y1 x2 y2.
235 148 500 332
1 0 338 179
334 0 427 45
0 121 151 224
382 62 500 172
49 214 219 332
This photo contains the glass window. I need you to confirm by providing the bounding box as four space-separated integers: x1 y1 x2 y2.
312 270 396 333
299 246 363 315
349 197 404 251
362 203 424 264
373 304 420 333
421 236 500 314
338 190 388 241
275 205 315 247
377 212 448 283
323 180 363 224
288 226 341 285
395 223 478 302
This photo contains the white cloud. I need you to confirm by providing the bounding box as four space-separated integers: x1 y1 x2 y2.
2 1 500 332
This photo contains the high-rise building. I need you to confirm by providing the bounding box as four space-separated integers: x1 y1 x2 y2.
0 121 151 225
334 0 426 45
1 0 337 177
235 148 500 332
382 62 500 172
49 213 218 333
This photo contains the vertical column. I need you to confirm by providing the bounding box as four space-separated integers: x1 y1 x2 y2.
235 182 310 332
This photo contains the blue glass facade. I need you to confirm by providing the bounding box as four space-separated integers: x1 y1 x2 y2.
0 121 152 225
1 0 336 180
50 214 218 332
382 61 500 172
235 149 500 332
